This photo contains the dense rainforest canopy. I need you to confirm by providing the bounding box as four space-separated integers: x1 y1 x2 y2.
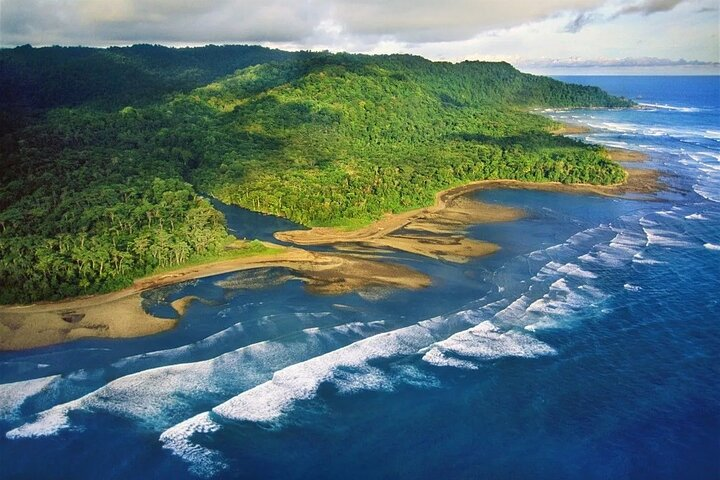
0 45 632 303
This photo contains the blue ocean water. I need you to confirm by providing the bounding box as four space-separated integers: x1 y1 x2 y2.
1 76 719 479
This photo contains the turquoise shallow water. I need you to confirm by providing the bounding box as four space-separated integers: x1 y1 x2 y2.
1 76 718 479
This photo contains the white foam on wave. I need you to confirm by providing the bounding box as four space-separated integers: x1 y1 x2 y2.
6 321 386 439
5 404 74 439
610 229 647 249
112 322 246 370
577 226 648 269
421 321 555 370
639 217 659 227
643 227 694 248
391 364 441 389
331 363 440 394
624 284 642 292
520 278 607 332
589 118 712 141
112 312 332 368
557 263 597 279
601 140 631 149
684 150 720 203
160 412 226 477
209 319 443 424
332 366 394 394
594 121 638 134
704 243 720 251
161 312 553 476
494 295 532 322
637 102 700 113
531 261 564 281
693 183 720 203
685 213 709 221
0 375 61 422
656 210 678 218
114 310 338 370
688 152 720 165
579 249 625 268
528 249 548 261
421 349 479 370
632 253 667 265
531 261 598 282
523 226 612 265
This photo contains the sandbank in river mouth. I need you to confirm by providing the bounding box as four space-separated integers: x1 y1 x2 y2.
0 146 661 351
0 248 430 351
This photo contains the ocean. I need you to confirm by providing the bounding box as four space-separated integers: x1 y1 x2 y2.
1 76 718 479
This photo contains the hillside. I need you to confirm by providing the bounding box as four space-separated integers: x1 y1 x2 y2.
0 44 295 134
0 46 632 303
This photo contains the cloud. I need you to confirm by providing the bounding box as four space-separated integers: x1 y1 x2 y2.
564 0 691 32
1 0 610 45
318 0 608 42
613 0 686 17
517 56 720 68
564 12 597 32
1 0 716 74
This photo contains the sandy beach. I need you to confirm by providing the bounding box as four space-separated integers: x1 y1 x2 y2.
0 246 430 351
275 184 524 262
552 122 650 163
550 123 593 135
606 148 649 162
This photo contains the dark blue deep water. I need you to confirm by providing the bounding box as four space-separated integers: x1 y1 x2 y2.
1 76 719 479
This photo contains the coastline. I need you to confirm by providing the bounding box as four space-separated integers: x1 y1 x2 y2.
0 246 431 351
550 124 593 135
275 187 523 262
1 141 660 351
274 165 660 251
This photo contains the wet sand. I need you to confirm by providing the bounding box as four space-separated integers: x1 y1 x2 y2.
0 294 177 351
0 246 430 351
275 187 524 263
606 148 649 162
551 123 593 135
214 254 431 296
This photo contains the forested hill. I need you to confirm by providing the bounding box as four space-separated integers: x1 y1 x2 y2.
0 46 632 303
0 44 295 133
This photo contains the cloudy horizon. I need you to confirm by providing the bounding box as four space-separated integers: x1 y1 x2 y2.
1 0 718 74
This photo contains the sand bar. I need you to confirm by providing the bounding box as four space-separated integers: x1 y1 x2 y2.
606 148 649 162
275 185 524 262
551 123 593 135
0 246 430 351
274 163 661 258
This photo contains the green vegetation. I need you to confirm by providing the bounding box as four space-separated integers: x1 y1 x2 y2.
146 240 282 278
0 46 632 304
0 44 294 134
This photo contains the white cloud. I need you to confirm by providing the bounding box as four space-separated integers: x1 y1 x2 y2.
0 0 612 44
564 0 692 32
1 0 717 73
518 56 719 68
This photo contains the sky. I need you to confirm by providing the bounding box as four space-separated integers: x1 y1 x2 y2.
1 0 718 74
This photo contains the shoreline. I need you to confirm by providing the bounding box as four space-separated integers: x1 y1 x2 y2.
275 185 524 262
274 165 660 250
1 144 660 351
0 246 431 351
